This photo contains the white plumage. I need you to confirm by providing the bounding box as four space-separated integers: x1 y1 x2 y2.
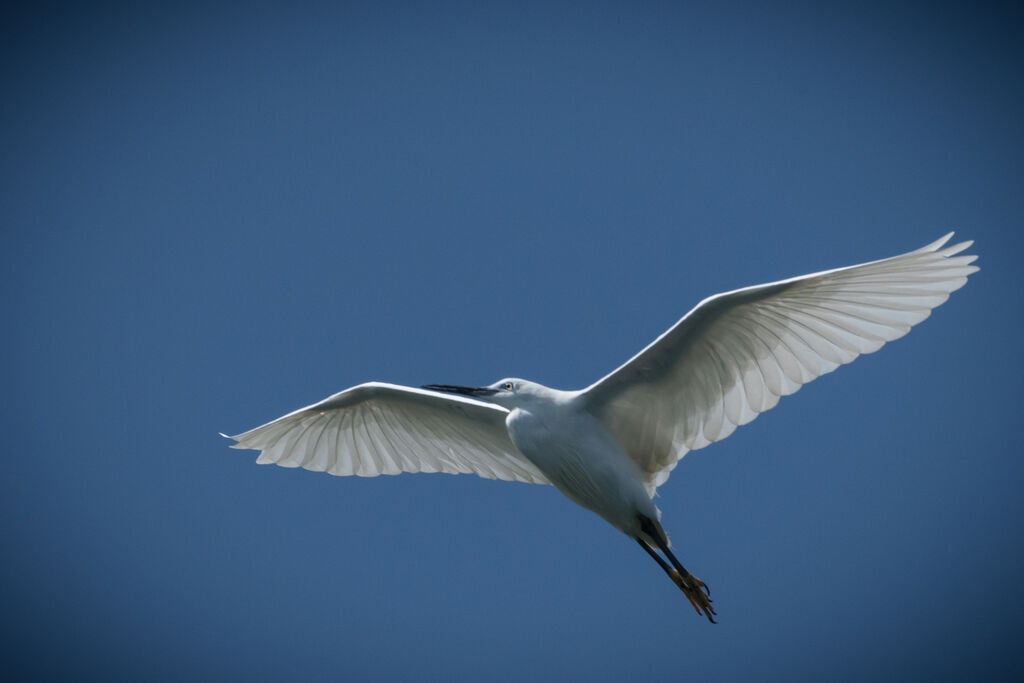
239 384 549 483
225 233 977 622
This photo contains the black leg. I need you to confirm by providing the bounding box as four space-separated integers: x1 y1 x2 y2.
636 537 675 577
636 515 716 623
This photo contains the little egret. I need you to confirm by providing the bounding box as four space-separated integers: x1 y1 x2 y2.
225 234 977 622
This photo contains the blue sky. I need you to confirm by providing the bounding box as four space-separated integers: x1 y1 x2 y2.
3 1 1022 680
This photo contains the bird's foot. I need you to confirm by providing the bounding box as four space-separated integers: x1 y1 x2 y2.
670 569 715 623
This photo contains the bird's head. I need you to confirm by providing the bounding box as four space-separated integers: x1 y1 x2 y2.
422 377 536 408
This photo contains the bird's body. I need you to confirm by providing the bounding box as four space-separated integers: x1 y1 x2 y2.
226 234 978 623
500 383 659 543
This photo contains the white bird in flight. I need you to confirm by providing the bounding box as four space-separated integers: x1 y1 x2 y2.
225 234 977 622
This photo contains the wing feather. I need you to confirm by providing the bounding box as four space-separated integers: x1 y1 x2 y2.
584 233 978 491
226 382 550 485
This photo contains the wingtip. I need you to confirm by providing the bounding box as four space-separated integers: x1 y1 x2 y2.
940 239 974 257
219 432 242 446
915 232 955 254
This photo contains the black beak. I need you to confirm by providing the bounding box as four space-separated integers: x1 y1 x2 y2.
422 384 498 397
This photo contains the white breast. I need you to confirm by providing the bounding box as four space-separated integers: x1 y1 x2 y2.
505 404 658 537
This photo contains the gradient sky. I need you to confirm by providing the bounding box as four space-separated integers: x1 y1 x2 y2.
3 2 1022 681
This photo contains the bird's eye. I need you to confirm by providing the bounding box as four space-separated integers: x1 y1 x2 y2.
503 382 514 391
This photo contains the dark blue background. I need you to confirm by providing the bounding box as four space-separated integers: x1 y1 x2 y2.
3 2 1021 680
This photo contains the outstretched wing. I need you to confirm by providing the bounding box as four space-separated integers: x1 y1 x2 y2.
583 233 978 491
225 382 550 484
